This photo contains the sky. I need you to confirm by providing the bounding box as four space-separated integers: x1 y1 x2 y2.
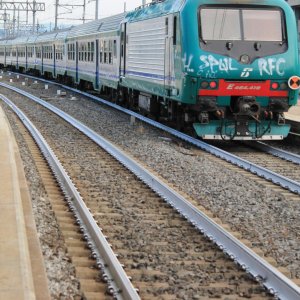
37 0 152 29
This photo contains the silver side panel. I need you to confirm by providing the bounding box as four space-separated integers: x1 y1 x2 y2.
127 16 166 84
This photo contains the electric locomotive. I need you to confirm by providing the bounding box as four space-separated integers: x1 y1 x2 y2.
122 0 300 140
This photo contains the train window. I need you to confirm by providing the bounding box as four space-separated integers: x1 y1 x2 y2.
173 16 177 45
79 44 82 61
68 43 75 61
79 43 84 61
20 47 25 57
79 44 81 61
36 47 41 58
56 45 63 60
113 40 117 58
109 40 112 64
100 40 103 63
200 7 283 42
44 46 48 59
91 42 94 62
243 10 282 41
104 41 108 63
165 18 168 35
200 9 241 40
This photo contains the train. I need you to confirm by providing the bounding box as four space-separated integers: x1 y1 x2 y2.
0 0 299 140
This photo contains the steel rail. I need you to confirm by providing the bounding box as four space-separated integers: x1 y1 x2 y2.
0 94 140 300
2 79 300 195
1 86 300 299
252 141 300 165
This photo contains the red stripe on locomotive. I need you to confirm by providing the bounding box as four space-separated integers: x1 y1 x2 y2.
199 80 288 97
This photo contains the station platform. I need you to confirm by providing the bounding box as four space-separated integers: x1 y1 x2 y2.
0 106 50 299
285 100 300 122
285 100 300 133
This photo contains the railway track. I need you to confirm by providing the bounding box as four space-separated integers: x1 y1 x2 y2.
1 92 287 298
3 74 300 195
213 141 300 190
1 97 137 299
1 72 300 298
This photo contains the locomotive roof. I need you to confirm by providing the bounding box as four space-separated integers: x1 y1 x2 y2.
125 0 185 22
67 13 125 39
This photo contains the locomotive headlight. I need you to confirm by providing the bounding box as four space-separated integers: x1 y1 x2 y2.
201 81 209 88
240 54 250 64
280 82 288 90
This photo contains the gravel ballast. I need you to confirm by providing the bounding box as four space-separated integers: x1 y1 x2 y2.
2 76 300 281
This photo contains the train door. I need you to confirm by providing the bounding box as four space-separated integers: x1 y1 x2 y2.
76 41 79 83
164 15 177 96
164 16 174 93
42 45 44 74
25 46 28 71
95 39 99 90
16 47 18 69
120 22 126 78
53 44 56 78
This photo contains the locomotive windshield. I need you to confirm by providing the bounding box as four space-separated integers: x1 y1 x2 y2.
200 8 283 42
